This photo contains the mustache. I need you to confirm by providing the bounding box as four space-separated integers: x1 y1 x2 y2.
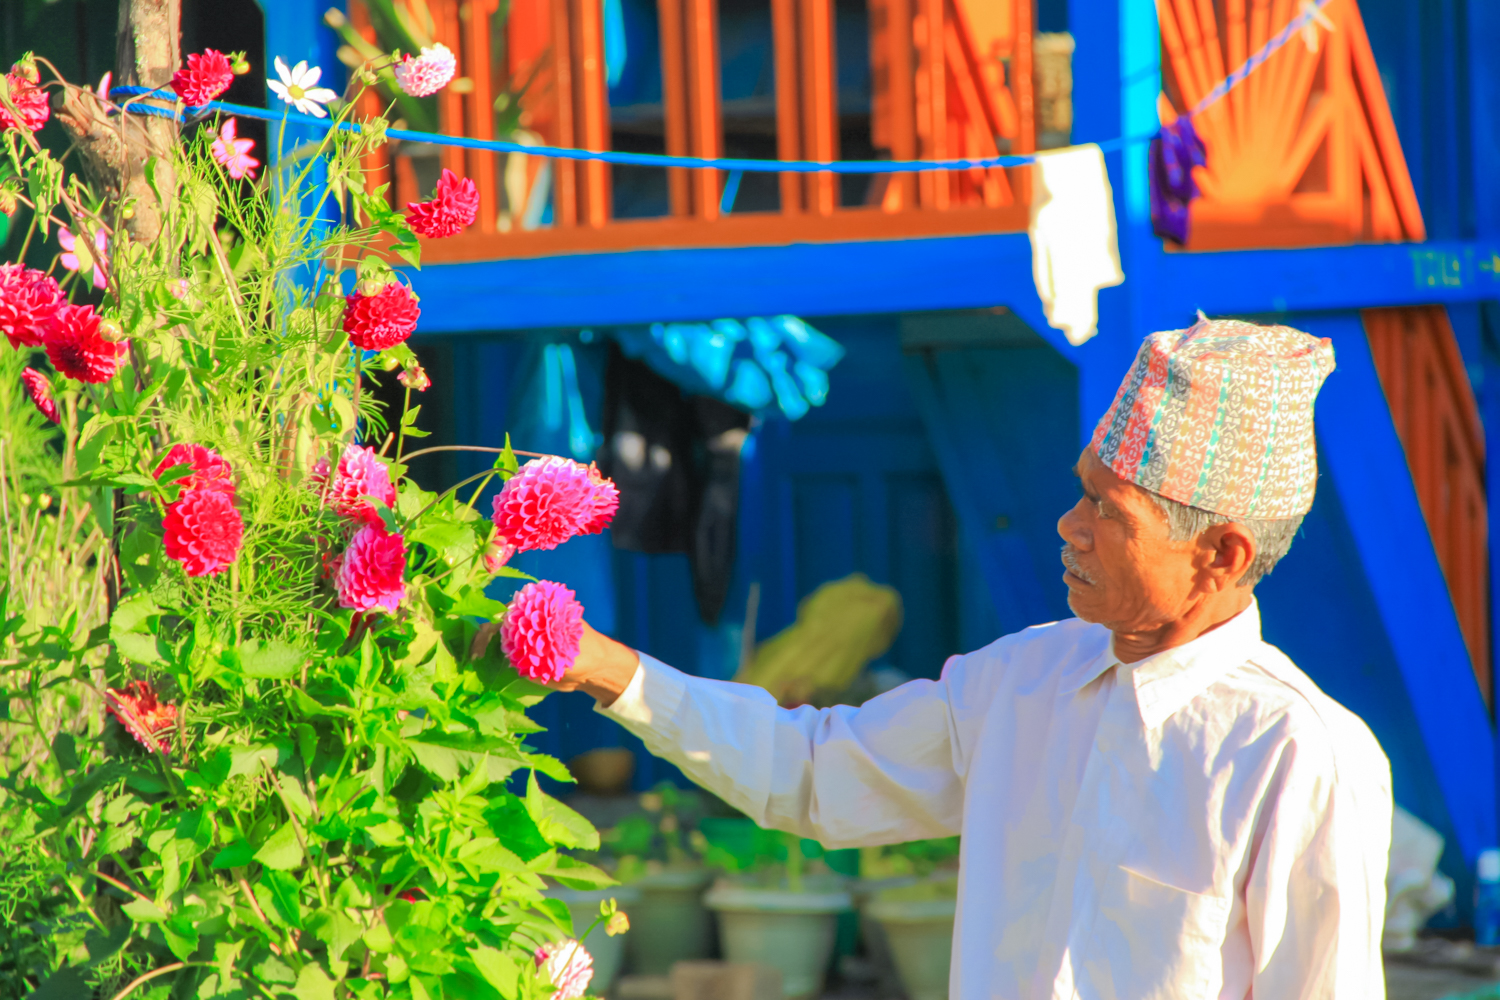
1060 546 1096 584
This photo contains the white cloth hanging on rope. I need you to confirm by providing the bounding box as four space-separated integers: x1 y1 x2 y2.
1028 144 1125 346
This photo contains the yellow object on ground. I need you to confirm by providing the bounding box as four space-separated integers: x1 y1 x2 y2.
736 574 902 706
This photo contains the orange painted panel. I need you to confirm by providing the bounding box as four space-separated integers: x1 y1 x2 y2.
1364 307 1489 699
1159 0 1425 250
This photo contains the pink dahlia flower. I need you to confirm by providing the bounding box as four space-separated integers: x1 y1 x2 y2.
533 939 593 1000
58 226 108 290
405 168 479 238
490 456 620 553
22 368 58 424
43 304 128 384
500 580 584 684
316 444 396 525
335 523 407 614
170 49 234 107
211 117 259 180
342 282 420 351
153 444 236 498
0 62 49 133
0 263 63 349
393 44 457 98
579 462 621 535
163 488 244 577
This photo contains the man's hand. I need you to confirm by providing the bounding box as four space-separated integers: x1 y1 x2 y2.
549 621 640 707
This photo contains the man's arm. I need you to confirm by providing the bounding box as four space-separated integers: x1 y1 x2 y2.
1243 735 1392 999
550 623 967 848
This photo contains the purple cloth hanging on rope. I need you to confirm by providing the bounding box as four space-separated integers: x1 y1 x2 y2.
1149 117 1208 245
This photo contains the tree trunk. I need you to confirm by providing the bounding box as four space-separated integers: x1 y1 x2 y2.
113 0 181 243
53 0 181 245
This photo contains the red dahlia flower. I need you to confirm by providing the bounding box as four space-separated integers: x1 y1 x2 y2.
162 488 244 577
405 169 479 239
342 282 420 351
170 49 235 107
315 444 396 524
490 456 620 552
44 304 128 384
0 62 50 133
335 523 407 613
21 368 58 424
105 680 178 754
0 263 63 348
153 443 236 498
500 579 584 684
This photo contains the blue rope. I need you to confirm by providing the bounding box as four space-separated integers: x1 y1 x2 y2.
110 0 1329 174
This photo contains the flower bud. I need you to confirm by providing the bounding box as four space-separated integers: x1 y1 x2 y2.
232 59 251 76
606 911 630 937
358 278 387 297
0 188 17 218
96 318 127 343
36 494 52 510
398 362 431 391
122 206 136 220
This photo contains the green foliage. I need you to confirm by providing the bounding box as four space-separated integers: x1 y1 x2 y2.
0 57 604 999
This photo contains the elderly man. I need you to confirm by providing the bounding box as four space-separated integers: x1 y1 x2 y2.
554 318 1393 999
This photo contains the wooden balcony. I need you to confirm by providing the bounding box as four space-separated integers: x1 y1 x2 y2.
350 0 1034 261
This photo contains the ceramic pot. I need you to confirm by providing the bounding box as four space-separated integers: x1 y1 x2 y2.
567 747 636 796
703 882 852 1000
865 897 956 1000
626 866 715 975
543 884 642 993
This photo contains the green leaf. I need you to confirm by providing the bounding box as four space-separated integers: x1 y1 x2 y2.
237 637 306 679
113 631 165 666
109 592 161 636
454 837 526 875
162 916 200 961
254 820 305 871
27 968 89 1000
210 839 257 869
60 762 125 823
262 870 304 929
291 688 353 719
122 897 168 923
409 519 480 569
253 954 298 985
525 772 599 850
293 964 338 1000
51 732 78 771
536 854 616 890
228 744 280 779
309 908 363 961
468 946 520 996
450 590 505 620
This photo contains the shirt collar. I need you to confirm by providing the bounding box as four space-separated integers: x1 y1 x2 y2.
1055 601 1264 728
1122 600 1263 729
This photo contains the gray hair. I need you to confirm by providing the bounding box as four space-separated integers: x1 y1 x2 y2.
1146 493 1304 587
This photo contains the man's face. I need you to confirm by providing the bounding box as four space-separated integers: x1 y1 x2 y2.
1056 449 1202 632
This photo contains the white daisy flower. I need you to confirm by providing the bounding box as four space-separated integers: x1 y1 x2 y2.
268 56 339 118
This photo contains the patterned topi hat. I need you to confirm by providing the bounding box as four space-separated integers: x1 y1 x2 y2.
1090 315 1336 519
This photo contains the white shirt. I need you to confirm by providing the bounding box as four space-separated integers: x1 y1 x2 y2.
599 601 1393 999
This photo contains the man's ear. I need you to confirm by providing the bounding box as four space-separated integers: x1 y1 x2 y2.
1203 522 1256 587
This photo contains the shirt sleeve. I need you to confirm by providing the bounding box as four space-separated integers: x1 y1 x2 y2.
597 653 966 848
1243 734 1393 1000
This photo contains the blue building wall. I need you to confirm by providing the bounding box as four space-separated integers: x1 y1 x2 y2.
256 0 1500 906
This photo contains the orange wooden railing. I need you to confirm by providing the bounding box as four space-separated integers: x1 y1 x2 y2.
1365 306 1489 699
1158 0 1424 250
349 0 1033 261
